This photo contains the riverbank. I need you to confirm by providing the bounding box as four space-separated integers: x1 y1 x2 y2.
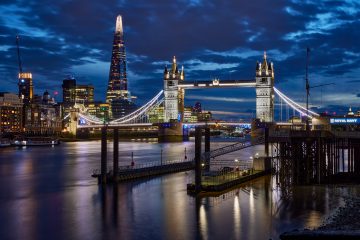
280 185 360 239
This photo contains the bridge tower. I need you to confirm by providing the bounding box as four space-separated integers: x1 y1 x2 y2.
255 52 274 122
163 56 185 122
69 109 79 136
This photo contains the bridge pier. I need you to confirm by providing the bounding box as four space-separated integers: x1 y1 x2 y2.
195 127 202 193
113 128 119 182
158 122 185 142
101 126 107 184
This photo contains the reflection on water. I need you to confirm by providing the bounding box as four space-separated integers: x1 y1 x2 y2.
233 194 241 239
0 141 360 240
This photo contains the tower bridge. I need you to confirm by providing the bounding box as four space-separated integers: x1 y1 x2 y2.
163 54 274 123
79 51 360 187
65 52 318 140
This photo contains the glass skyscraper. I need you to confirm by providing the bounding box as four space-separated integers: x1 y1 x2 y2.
106 15 128 103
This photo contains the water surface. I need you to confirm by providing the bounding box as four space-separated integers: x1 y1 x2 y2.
0 140 358 240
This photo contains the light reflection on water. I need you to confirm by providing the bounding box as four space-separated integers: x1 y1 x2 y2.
0 140 359 240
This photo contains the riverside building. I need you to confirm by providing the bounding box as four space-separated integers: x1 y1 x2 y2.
0 92 23 134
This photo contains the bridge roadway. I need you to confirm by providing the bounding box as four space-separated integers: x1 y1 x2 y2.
178 79 256 89
77 121 251 129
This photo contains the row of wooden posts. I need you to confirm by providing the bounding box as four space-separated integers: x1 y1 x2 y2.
99 126 211 185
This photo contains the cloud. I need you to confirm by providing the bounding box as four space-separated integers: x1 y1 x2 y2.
284 6 302 16
183 59 238 71
0 0 359 114
204 48 260 59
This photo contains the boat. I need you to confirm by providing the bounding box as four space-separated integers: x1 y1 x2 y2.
13 137 60 147
0 138 11 147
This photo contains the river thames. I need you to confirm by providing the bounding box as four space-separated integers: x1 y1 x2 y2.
0 139 359 240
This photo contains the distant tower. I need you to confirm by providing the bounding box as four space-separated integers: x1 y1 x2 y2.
106 15 128 103
62 77 76 104
18 72 33 105
255 52 274 122
164 56 185 122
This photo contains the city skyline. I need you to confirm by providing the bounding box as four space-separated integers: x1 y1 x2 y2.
0 1 359 119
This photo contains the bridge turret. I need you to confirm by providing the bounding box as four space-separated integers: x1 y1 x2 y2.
164 65 169 79
255 51 275 122
171 56 179 77
180 65 185 80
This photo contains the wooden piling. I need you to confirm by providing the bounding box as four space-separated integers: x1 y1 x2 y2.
101 126 107 184
195 127 202 193
113 128 119 182
204 127 210 172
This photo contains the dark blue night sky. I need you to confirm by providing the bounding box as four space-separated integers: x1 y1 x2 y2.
0 0 359 119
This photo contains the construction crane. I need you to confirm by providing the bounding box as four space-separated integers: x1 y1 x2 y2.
16 35 23 74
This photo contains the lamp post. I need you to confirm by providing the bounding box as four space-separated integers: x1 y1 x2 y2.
235 158 239 176
250 156 254 174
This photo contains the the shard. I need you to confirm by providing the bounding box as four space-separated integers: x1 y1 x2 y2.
106 15 128 103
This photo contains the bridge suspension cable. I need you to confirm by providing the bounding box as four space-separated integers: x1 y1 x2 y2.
110 90 164 124
274 87 319 119
63 113 70 120
78 112 104 124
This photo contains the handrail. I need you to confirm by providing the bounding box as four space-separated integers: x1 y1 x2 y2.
204 136 265 159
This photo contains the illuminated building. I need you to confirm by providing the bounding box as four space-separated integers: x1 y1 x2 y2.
255 52 274 122
105 15 138 119
111 98 137 119
148 105 165 123
183 106 197 123
106 15 128 102
61 77 95 120
75 85 94 104
0 92 23 134
347 107 355 116
163 56 185 122
24 91 62 135
86 102 110 122
183 104 212 123
62 77 94 104
62 77 76 104
18 72 33 105
197 111 212 122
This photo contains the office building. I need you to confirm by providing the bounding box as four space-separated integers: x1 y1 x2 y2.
18 72 33 105
0 92 23 134
62 77 76 104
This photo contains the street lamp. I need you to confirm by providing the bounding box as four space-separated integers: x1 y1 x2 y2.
234 158 239 172
249 156 254 174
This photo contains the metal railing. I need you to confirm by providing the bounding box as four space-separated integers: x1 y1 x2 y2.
92 158 194 176
205 135 265 159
